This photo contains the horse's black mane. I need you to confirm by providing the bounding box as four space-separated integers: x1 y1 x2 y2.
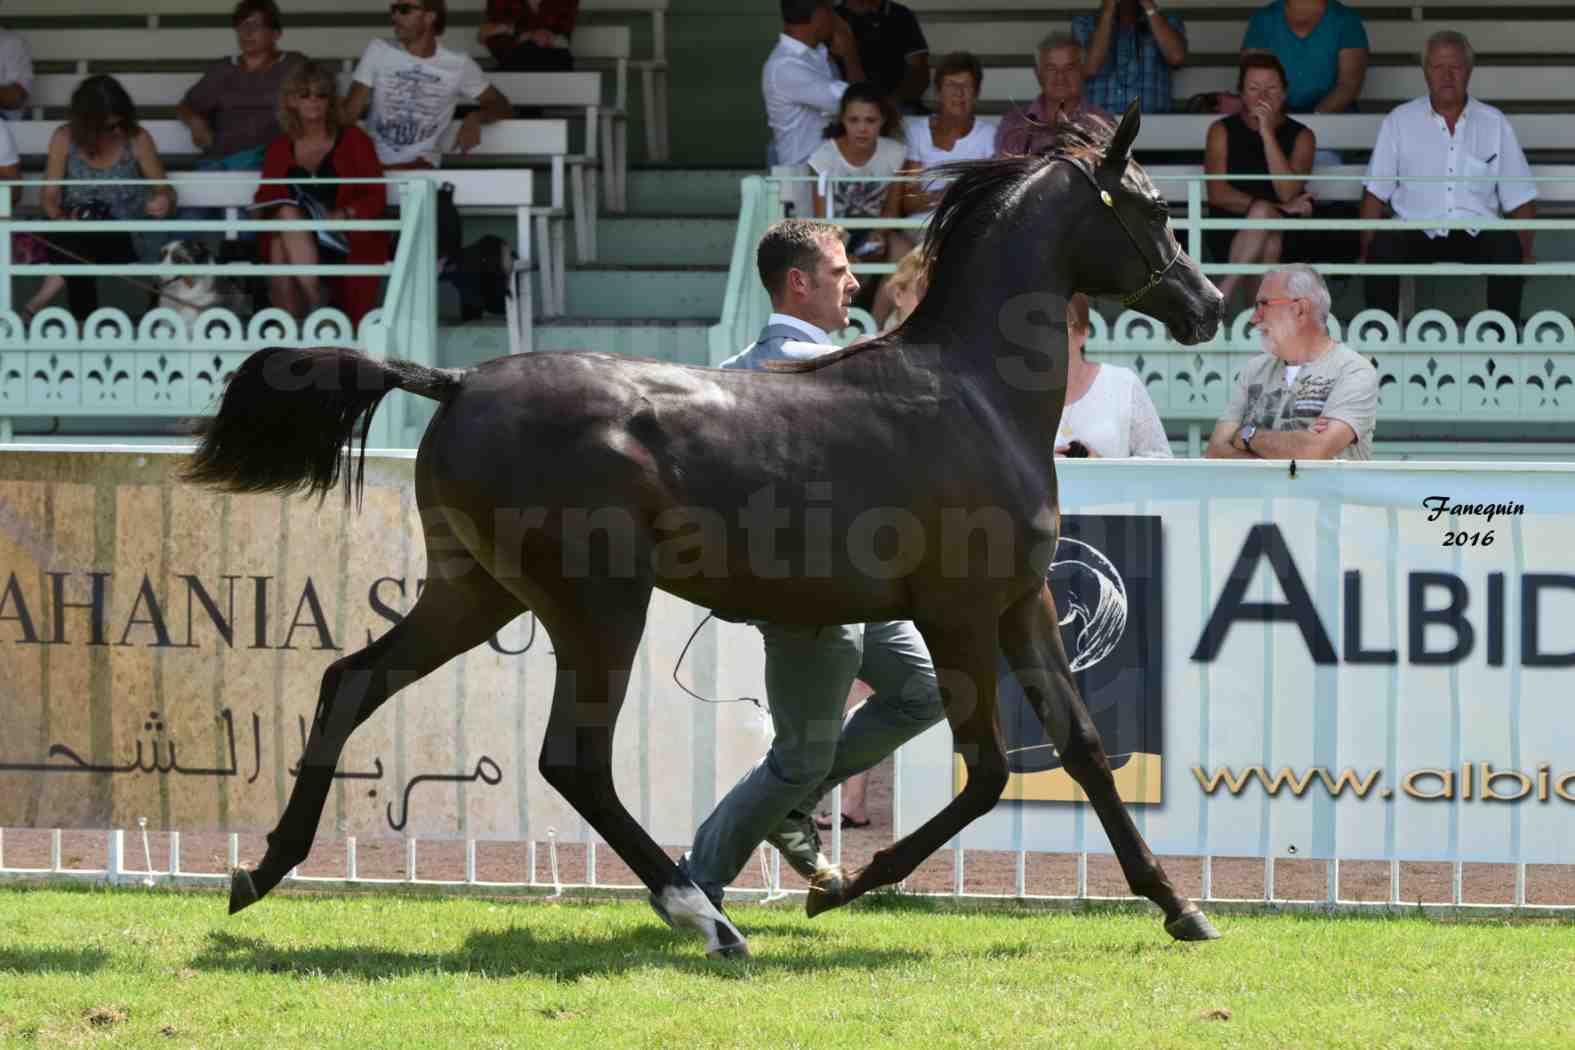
766 116 1128 376
922 114 1119 279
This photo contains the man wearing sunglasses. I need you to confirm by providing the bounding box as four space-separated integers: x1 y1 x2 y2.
342 0 512 169
1205 264 1378 461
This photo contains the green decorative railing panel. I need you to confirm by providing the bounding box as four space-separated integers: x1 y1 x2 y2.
0 307 386 414
829 306 1575 425
0 176 436 447
0 307 386 415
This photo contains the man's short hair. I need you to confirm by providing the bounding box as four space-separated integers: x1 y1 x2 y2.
781 0 830 25
1037 31 1083 60
232 0 282 31
757 219 840 300
421 0 447 35
1277 264 1331 325
1423 30 1475 70
934 51 983 93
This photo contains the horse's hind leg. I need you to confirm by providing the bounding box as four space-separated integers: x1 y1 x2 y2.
230 561 524 913
530 581 749 959
999 583 1220 941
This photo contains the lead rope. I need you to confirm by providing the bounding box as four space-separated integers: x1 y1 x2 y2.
671 612 763 711
9 224 229 317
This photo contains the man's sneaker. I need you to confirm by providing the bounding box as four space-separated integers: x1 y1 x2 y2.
766 810 846 914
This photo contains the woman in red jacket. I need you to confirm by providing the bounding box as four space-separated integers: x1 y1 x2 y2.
478 0 579 71
254 61 388 325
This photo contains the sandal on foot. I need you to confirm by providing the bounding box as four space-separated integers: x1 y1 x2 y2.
815 813 871 830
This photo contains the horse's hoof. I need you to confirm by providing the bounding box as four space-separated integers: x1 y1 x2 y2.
804 867 847 919
227 868 259 915
655 880 750 960
1165 907 1221 942
706 924 752 961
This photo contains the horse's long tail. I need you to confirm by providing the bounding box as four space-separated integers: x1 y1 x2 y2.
183 346 464 502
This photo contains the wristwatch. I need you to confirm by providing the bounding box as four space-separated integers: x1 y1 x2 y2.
1239 424 1258 452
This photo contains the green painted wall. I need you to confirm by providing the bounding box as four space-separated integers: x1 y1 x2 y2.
664 1 777 167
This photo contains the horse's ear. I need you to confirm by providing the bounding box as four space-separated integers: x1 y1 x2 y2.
1101 100 1142 177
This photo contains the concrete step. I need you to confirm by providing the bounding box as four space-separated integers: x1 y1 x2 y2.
624 167 753 215
576 215 737 267
437 318 712 369
432 261 725 323
564 264 727 320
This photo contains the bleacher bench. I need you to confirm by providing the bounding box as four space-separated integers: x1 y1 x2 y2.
2 0 671 161
19 21 652 173
25 69 624 212
933 18 1575 61
3 168 551 349
4 120 572 318
909 3 1575 116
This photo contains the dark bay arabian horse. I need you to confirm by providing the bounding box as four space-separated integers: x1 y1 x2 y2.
187 103 1224 958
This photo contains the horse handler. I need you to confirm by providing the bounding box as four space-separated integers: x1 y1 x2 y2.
653 220 946 926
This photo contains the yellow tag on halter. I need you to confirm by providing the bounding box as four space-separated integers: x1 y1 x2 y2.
1100 190 1114 207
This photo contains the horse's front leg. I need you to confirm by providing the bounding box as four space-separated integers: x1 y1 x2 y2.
999 582 1219 941
809 619 1008 915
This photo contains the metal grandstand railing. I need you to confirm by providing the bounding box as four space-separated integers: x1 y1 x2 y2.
0 176 439 447
709 171 1575 456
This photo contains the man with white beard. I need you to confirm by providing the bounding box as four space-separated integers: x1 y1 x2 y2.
1204 263 1378 461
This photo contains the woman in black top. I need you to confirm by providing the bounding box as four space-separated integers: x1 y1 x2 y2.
1204 52 1316 310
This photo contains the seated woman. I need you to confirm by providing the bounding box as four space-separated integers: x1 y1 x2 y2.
1056 293 1173 459
895 52 996 229
1204 52 1316 311
808 82 909 315
1241 0 1368 114
23 75 175 323
254 61 389 324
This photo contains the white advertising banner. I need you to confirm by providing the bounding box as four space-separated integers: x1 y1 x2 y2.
900 460 1575 865
0 448 770 844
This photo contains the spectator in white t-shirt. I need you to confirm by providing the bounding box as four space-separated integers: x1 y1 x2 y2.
808 83 907 315
0 21 32 121
0 116 17 177
1056 293 1173 459
341 0 511 169
0 117 30 314
895 52 995 228
763 0 865 168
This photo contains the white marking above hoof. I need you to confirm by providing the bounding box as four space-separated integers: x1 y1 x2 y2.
657 882 750 960
804 865 847 918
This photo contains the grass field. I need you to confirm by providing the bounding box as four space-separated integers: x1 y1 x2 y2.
1 886 1572 1049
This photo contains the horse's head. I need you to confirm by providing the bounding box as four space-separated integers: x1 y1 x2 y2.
1070 101 1223 345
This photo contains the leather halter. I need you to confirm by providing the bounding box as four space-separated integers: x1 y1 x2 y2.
1076 161 1180 307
